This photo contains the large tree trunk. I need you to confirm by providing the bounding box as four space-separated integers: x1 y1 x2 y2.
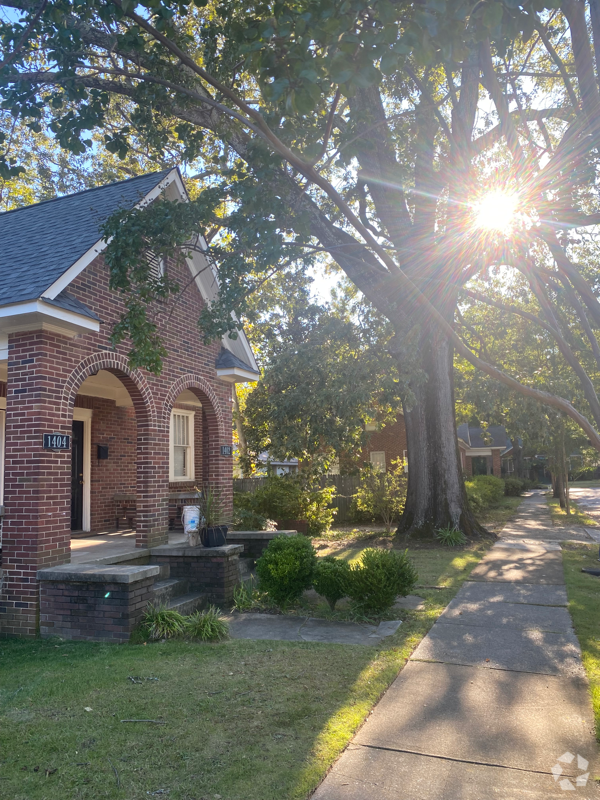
397 326 488 539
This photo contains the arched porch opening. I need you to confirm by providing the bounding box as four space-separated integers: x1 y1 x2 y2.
164 376 231 530
63 353 167 551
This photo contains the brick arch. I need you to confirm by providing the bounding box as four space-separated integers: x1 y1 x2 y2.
60 352 157 427
162 374 226 440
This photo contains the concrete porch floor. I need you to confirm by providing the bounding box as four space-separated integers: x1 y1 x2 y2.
70 530 186 564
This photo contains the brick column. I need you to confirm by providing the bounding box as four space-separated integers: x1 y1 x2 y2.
492 450 502 478
0 331 73 638
135 423 169 549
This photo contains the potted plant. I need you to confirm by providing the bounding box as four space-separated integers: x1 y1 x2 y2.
197 484 229 547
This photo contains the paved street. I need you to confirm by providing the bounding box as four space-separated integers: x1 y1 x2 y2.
312 494 600 799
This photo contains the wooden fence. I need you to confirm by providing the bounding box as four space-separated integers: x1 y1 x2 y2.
233 475 361 524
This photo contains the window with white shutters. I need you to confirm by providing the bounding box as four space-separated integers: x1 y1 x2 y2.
170 410 195 481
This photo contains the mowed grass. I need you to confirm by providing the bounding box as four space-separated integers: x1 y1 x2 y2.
548 497 599 528
562 543 600 743
0 546 486 800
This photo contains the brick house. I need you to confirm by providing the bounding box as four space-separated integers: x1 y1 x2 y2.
0 169 258 638
457 424 511 478
360 414 408 473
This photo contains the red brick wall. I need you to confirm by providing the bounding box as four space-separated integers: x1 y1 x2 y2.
492 449 502 478
1 248 234 637
360 414 408 471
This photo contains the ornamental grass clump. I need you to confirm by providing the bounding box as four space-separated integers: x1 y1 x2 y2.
185 606 229 641
255 534 317 608
435 526 468 547
312 555 351 611
142 605 186 640
347 548 418 613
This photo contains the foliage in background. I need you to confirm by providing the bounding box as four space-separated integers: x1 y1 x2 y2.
352 459 407 532
504 477 525 496
347 549 418 613
255 534 318 608
234 475 335 535
312 555 352 611
464 475 505 513
232 505 276 532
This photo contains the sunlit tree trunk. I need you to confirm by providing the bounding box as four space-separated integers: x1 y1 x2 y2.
396 325 487 539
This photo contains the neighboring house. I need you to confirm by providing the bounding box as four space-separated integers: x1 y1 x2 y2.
0 169 258 638
457 424 512 478
357 414 408 473
255 452 299 476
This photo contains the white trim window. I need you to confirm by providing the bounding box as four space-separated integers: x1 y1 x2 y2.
370 451 386 473
170 409 195 481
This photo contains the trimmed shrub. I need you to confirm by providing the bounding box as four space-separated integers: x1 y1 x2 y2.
504 477 523 496
312 556 351 611
465 474 505 511
347 548 418 612
232 507 275 531
255 534 317 608
185 606 229 641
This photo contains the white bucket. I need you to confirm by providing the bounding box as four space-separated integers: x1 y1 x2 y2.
182 505 202 547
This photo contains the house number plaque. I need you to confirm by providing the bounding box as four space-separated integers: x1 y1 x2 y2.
43 433 71 451
220 445 233 456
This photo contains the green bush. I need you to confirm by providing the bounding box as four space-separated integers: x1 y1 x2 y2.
185 606 229 641
232 506 273 531
504 477 523 496
235 476 335 535
347 548 418 612
465 474 505 511
312 556 351 611
255 534 317 608
352 459 407 531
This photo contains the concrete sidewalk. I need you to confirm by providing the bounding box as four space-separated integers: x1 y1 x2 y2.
312 494 600 799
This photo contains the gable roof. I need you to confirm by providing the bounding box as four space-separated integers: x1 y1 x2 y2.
457 424 511 450
0 170 172 308
216 347 258 375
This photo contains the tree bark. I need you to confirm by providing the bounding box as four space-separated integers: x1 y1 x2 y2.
396 325 488 539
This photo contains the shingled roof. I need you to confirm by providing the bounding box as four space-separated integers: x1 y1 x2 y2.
0 170 171 308
457 423 511 451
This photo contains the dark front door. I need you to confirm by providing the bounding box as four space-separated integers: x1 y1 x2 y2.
472 456 489 476
71 420 84 531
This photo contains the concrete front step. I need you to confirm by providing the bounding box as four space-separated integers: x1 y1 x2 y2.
168 592 208 615
153 577 189 605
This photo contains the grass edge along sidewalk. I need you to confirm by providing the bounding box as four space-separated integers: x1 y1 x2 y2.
0 545 488 800
562 542 600 757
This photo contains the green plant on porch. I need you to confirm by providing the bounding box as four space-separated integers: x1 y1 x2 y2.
352 459 407 532
196 483 229 528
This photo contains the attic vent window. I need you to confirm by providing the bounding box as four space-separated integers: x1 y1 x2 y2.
147 252 165 280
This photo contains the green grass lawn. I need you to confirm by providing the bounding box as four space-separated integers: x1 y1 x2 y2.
0 545 487 800
561 543 600 744
476 495 525 534
547 497 599 528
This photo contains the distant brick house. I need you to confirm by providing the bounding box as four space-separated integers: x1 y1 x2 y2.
457 424 512 478
0 169 258 638
359 414 408 473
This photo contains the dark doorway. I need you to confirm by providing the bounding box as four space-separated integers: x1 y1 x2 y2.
71 420 84 531
471 456 489 476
